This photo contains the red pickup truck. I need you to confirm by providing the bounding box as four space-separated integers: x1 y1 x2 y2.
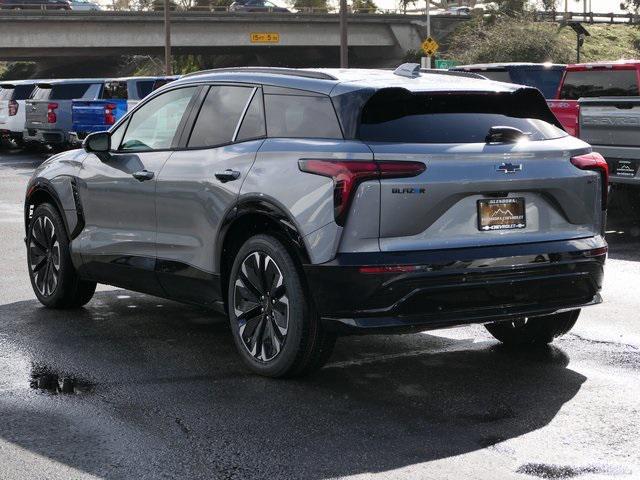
548 60 640 137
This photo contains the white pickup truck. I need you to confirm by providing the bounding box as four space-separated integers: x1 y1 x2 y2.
579 97 640 216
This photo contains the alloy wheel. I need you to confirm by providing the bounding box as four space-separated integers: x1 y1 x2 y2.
233 251 289 362
29 216 60 297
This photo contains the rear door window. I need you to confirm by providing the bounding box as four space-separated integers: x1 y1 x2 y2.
359 90 566 144
187 85 254 148
236 89 266 142
560 70 639 99
264 93 342 139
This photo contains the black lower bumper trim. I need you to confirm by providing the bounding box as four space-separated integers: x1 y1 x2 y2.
304 237 606 334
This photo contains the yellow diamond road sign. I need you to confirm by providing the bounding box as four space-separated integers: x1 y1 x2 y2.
421 37 439 56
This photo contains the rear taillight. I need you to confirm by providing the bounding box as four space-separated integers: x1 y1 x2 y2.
47 103 58 124
298 159 426 226
8 100 18 116
104 103 117 125
571 152 609 209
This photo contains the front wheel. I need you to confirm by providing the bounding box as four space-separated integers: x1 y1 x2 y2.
485 310 580 346
228 234 335 378
27 203 96 308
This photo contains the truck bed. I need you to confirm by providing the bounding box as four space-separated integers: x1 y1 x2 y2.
579 97 640 184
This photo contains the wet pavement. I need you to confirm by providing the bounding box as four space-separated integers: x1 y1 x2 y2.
0 150 639 480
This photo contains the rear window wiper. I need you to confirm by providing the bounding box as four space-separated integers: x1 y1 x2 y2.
485 126 531 144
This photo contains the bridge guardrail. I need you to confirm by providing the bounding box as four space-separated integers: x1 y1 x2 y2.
0 7 637 23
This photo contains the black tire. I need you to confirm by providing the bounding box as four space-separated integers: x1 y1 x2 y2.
227 234 336 378
27 203 96 309
485 310 580 346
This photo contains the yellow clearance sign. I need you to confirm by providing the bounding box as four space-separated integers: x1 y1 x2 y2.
421 37 439 56
250 33 280 44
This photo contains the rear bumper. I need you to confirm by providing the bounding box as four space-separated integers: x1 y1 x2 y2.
23 128 67 145
304 237 607 334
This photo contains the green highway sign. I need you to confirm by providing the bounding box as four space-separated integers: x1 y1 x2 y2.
434 59 459 69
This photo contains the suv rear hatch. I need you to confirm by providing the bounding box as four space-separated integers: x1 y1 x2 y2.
354 88 605 253
25 82 102 135
72 81 128 137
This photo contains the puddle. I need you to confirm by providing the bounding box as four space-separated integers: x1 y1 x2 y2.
29 363 94 395
517 462 632 479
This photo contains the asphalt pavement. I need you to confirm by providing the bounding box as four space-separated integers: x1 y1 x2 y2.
0 149 638 480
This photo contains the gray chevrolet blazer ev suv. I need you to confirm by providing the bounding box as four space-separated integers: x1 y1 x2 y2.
24 65 608 377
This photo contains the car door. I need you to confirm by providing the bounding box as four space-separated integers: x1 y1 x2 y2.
75 85 200 295
155 84 266 307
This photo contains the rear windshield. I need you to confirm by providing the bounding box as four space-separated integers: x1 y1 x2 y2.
103 81 128 100
0 84 35 100
510 69 564 99
32 83 96 100
474 70 512 83
560 69 639 100
136 80 155 99
359 90 566 144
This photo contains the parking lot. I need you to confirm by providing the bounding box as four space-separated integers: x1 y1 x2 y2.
0 148 639 480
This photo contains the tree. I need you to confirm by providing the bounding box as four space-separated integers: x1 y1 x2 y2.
621 0 640 13
445 16 575 64
352 0 377 12
290 0 329 12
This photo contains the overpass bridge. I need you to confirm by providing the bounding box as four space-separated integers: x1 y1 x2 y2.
0 11 466 71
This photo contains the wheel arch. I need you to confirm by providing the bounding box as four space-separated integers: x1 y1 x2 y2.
217 196 311 310
24 177 84 240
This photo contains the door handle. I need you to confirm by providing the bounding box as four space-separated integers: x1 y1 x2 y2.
214 169 241 183
132 170 154 182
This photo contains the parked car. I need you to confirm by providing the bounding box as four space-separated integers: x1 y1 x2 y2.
70 76 179 143
229 0 289 12
69 0 100 10
451 63 566 99
443 6 471 15
24 65 607 377
0 79 38 147
579 96 640 215
548 60 640 137
0 0 71 9
23 79 105 149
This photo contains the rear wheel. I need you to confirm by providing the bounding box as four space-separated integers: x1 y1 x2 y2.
228 234 336 378
485 310 580 346
27 203 96 308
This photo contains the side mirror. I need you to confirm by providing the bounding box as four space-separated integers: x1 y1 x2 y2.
83 131 110 153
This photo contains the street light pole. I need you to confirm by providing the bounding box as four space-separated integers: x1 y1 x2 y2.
426 0 431 69
164 0 172 75
339 0 348 68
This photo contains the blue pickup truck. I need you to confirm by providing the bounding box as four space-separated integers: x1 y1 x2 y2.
70 76 178 144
